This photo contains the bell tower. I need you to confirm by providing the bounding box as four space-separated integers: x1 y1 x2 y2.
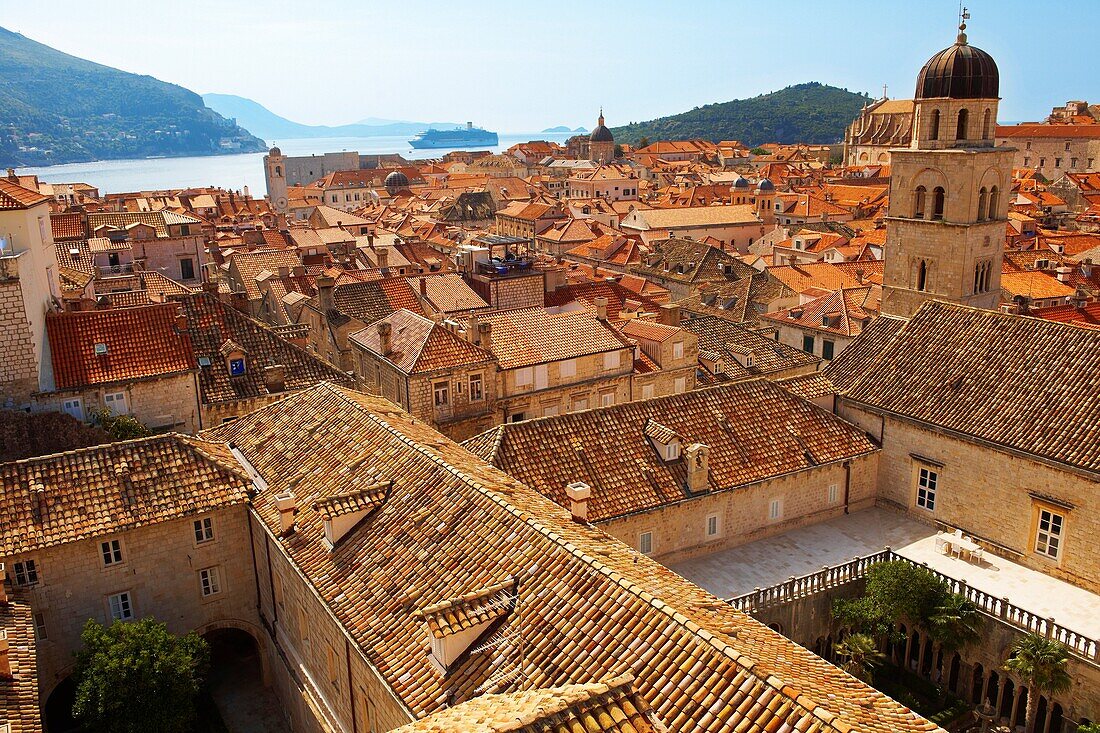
264 146 289 214
881 18 1015 318
588 109 615 164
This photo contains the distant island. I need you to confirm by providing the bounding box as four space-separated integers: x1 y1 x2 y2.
0 26 265 168
542 125 588 133
202 94 463 141
611 82 873 146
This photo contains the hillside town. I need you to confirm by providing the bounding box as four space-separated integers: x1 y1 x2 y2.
1 21 1099 733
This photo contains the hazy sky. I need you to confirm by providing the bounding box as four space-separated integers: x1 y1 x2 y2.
2 0 1094 131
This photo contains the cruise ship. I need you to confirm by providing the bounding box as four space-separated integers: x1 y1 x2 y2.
409 122 498 149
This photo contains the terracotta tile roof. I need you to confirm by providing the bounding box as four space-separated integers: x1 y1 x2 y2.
174 293 354 406
1031 301 1100 326
625 205 759 229
415 579 516 640
842 302 1100 474
49 213 86 241
208 383 940 733
779 371 838 401
0 435 251 556
409 274 488 313
999 271 1076 301
46 304 197 389
822 314 907 393
761 286 880 337
55 239 93 275
87 211 202 238
390 675 666 733
350 310 495 374
227 249 306 301
478 308 631 369
0 595 41 733
680 314 820 378
0 178 48 210
330 278 426 324
767 262 861 294
467 379 876 522
312 482 390 521
619 319 680 343
631 239 758 285
57 265 93 293
544 280 664 322
996 123 1100 139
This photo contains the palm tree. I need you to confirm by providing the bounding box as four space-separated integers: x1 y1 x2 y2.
1003 633 1073 733
927 593 983 652
835 633 886 684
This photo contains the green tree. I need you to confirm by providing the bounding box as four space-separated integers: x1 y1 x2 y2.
926 593 983 652
835 633 886 683
637 136 650 148
90 407 151 440
862 561 949 627
750 146 771 155
613 143 624 159
73 618 210 733
1003 633 1073 733
1077 723 1100 733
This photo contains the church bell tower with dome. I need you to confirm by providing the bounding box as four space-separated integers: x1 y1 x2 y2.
264 146 289 214
881 17 1015 318
589 109 615 164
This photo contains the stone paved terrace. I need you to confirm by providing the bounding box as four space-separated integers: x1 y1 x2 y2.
670 507 1100 639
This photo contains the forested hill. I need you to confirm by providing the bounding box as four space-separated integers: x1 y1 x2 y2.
611 83 874 146
0 27 265 168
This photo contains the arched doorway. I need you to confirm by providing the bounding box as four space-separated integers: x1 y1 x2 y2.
44 676 80 733
971 663 985 704
202 627 286 732
948 652 961 694
999 677 1015 719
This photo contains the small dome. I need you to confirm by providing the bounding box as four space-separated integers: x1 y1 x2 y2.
384 170 409 191
590 125 614 143
269 146 282 156
755 178 774 192
732 176 750 189
915 26 999 100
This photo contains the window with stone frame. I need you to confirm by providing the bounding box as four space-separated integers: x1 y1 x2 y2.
193 517 215 544
108 591 133 621
101 539 124 566
433 381 449 407
468 373 484 401
1034 506 1065 560
916 466 938 511
13 560 38 587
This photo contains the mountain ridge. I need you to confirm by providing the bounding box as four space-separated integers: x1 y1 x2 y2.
0 27 265 168
611 83 873 147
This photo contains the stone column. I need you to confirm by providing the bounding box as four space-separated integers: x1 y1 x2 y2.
1009 684 1025 728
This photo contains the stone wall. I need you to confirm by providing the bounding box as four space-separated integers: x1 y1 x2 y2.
33 373 200 433
0 276 39 407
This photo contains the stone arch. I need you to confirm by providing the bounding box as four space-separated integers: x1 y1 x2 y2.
194 618 270 685
1036 695 1050 733
917 259 930 291
956 108 969 142
913 185 927 219
907 630 921 670
1049 703 1065 733
767 622 784 635
999 676 1015 718
988 185 1001 220
932 186 946 220
982 108 993 139
858 152 870 164
44 674 80 733
971 662 985 704
977 187 988 221
876 152 889 163
948 652 961 694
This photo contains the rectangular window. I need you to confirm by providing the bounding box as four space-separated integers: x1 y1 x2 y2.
768 499 783 521
193 517 215 544
109 592 133 621
1055 158 1062 168
828 484 839 504
571 397 588 411
706 514 719 538
641 384 655 400
469 373 483 401
802 334 815 353
13 560 38 586
200 567 222 597
101 539 123 566
604 350 621 370
559 359 576 378
180 258 195 280
433 381 449 406
103 391 128 415
509 411 526 423
1035 508 1064 559
514 367 533 387
62 397 84 421
1070 158 1078 169
638 531 653 555
34 612 47 640
821 339 835 361
600 392 615 407
1023 157 1030 167
672 341 684 359
541 404 559 417
916 467 938 511
674 376 687 393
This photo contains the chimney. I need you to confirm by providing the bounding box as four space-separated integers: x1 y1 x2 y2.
275 490 297 535
466 313 480 343
5 168 15 181
175 309 189 332
594 296 609 321
419 277 428 297
658 303 681 327
292 264 306 277
31 483 46 523
377 321 393 355
685 443 710 493
264 364 286 393
377 247 389 271
1055 266 1073 283
317 274 335 313
477 321 492 351
202 280 219 294
278 265 290 278
565 481 592 523
0 630 10 680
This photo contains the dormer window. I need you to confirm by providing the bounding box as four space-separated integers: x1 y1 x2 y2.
415 580 517 674
229 358 246 376
219 339 248 378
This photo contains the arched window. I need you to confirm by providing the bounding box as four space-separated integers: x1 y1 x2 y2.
275 165 282 177
974 262 981 294
929 109 941 141
977 187 988 221
982 109 992 139
988 186 1000 219
917 260 929 291
913 186 927 218
956 109 969 141
932 187 946 220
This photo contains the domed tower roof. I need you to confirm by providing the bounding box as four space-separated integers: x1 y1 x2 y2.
384 170 409 193
269 146 282 157
755 178 774 192
915 23 999 100
732 176 750 189
589 108 614 143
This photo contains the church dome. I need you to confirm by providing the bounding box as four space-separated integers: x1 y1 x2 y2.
384 170 409 191
915 25 999 100
269 146 282 156
755 178 774 192
590 109 614 143
732 176 750 189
